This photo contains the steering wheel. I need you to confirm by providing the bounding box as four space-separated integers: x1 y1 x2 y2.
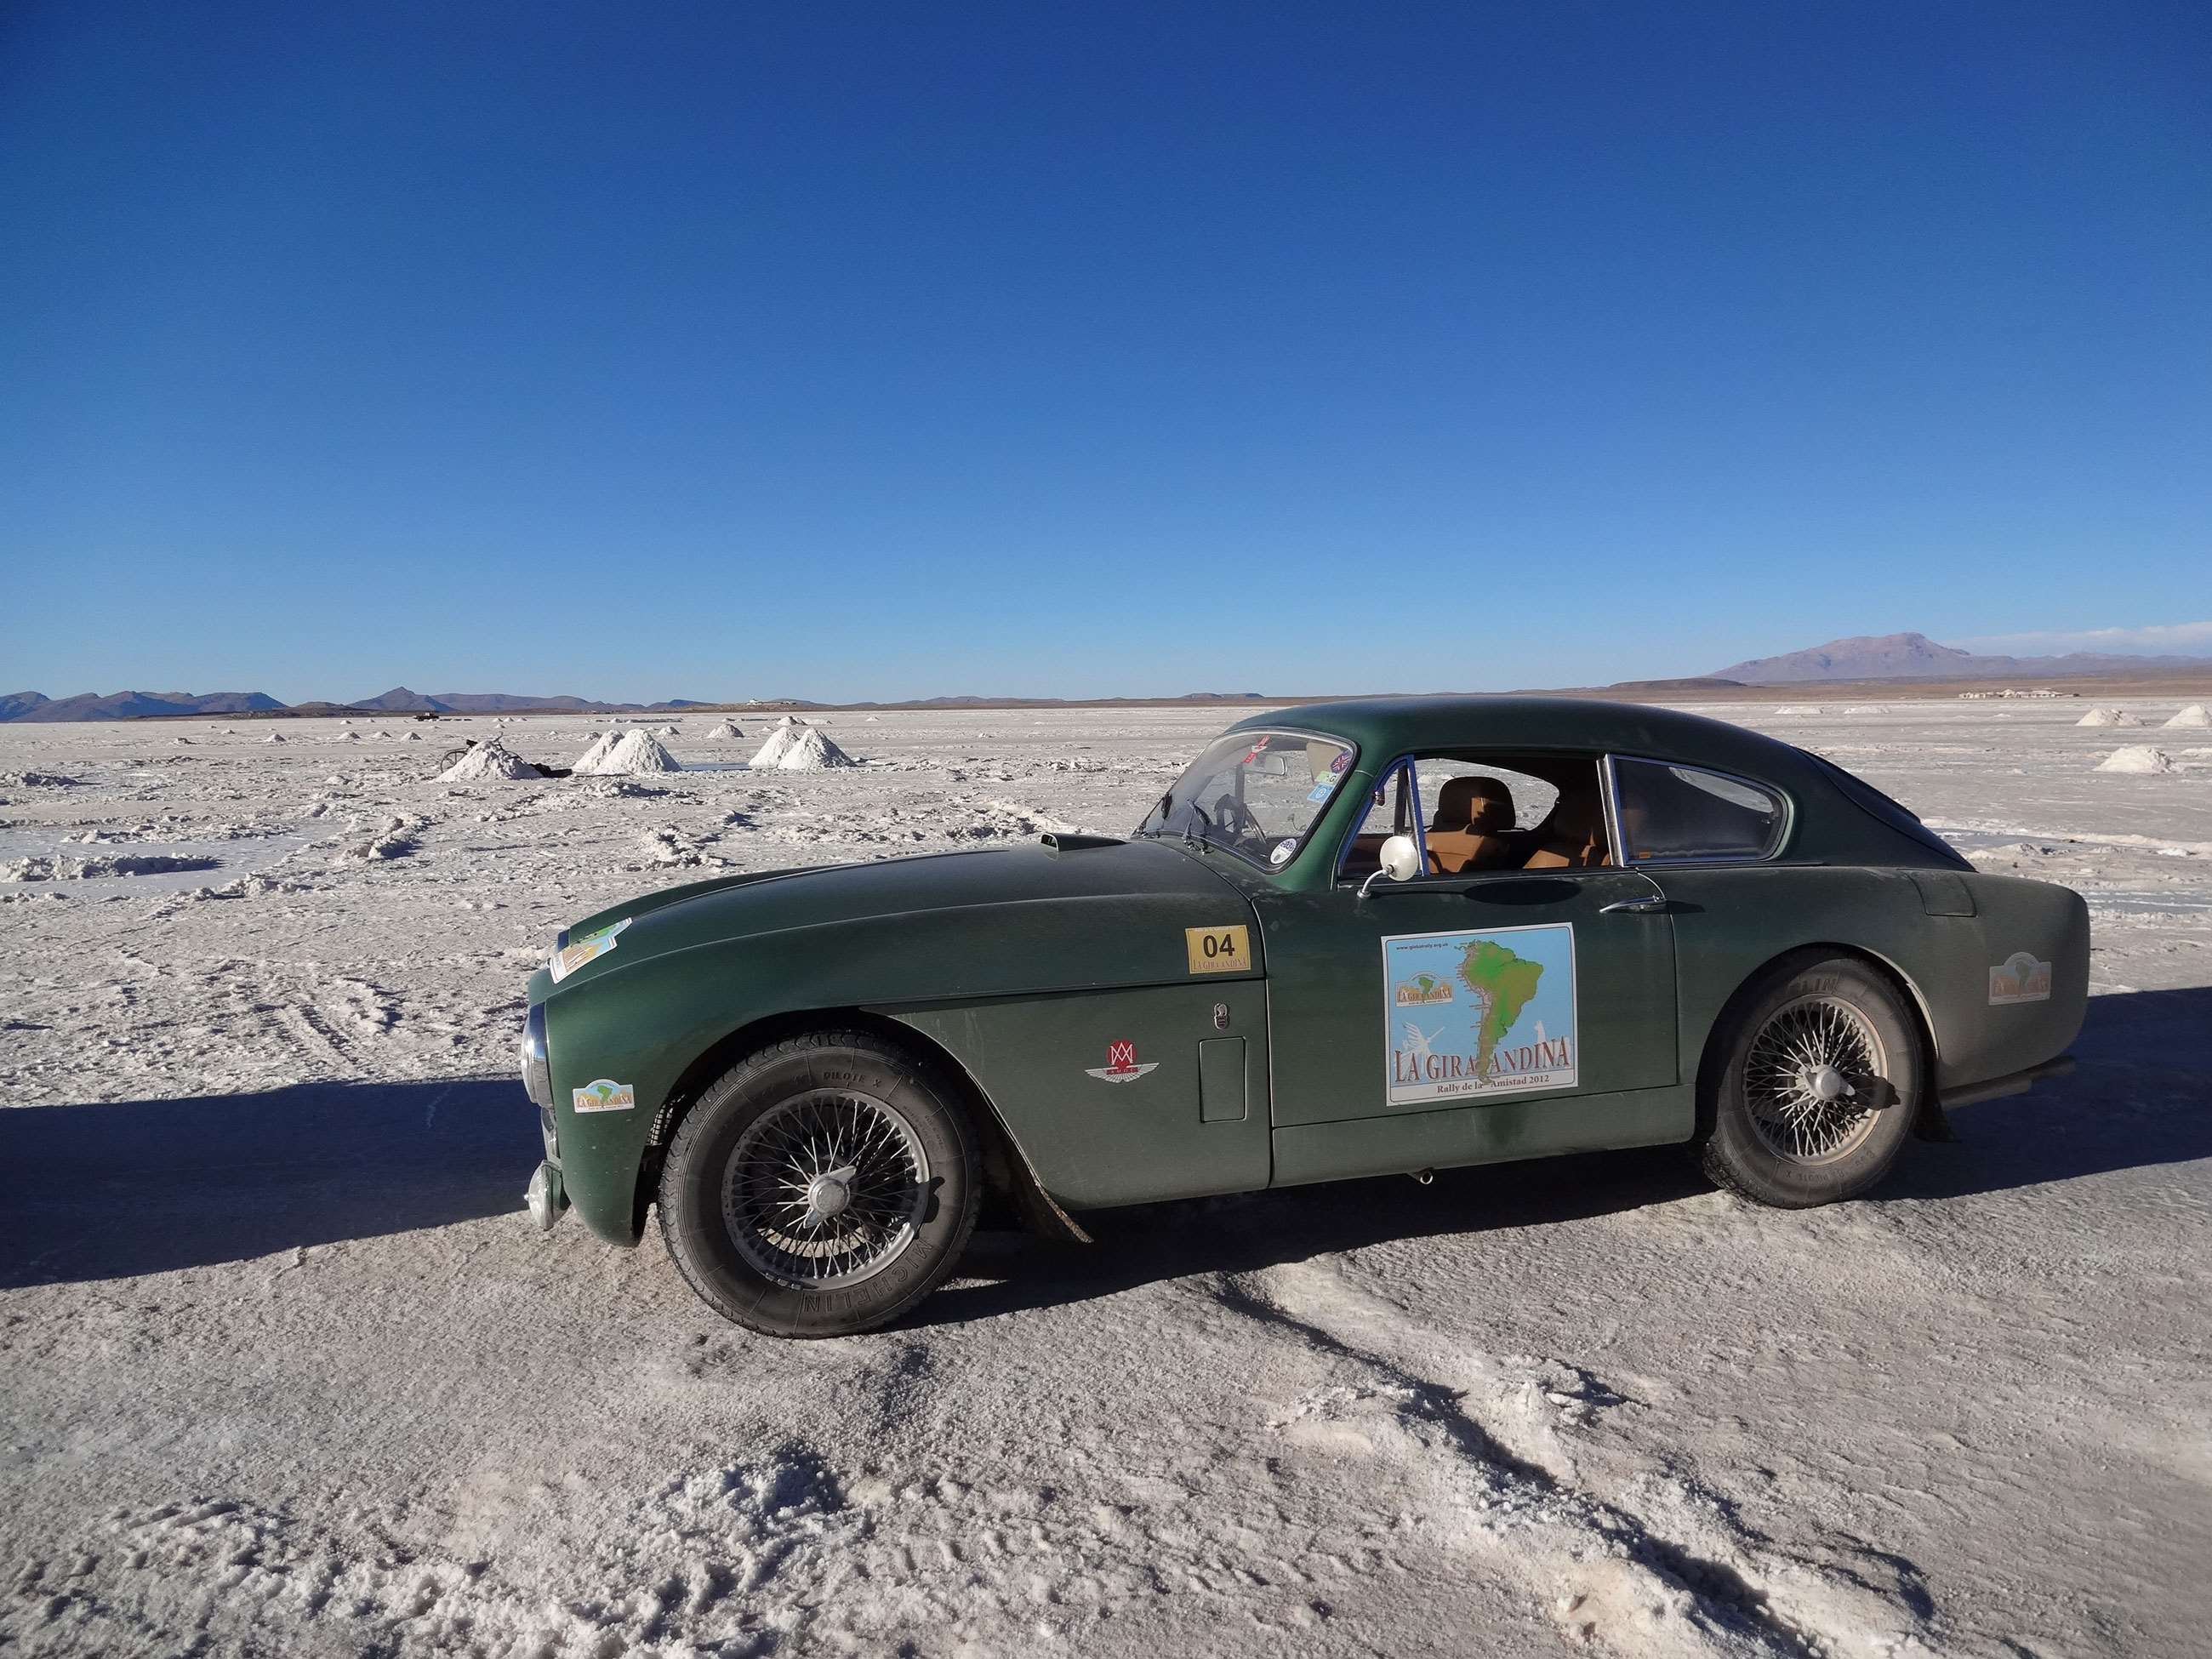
1211 792 1266 847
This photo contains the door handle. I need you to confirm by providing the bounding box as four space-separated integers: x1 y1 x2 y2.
1599 893 1668 915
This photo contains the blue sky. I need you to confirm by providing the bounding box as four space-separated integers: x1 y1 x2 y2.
3 2 2206 703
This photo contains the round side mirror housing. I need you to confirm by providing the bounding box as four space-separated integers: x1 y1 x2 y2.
1379 834 1422 882
1360 833 1423 898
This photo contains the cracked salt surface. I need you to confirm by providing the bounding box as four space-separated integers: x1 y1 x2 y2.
0 703 2207 1657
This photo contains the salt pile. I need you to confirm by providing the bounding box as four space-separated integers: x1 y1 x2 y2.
2164 704 2210 728
770 727 854 771
571 732 615 770
575 729 681 776
438 738 537 782
2095 745 2175 774
264 732 286 744
747 718 806 768
708 721 745 740
2076 708 2139 727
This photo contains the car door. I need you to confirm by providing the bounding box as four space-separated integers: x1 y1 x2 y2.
1256 755 1679 1132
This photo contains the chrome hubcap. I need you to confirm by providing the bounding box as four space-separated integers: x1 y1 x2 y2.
1745 995 1887 1164
724 1089 930 1289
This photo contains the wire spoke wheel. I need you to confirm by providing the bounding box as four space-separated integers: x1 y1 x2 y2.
723 1087 931 1290
1742 993 1889 1165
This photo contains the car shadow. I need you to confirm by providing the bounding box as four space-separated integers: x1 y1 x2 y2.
913 983 2212 1328
914 1143 1710 1329
1884 983 2212 1201
3 989 2201 1307
0 1076 534 1289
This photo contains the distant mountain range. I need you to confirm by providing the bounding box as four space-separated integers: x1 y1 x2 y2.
4 640 2204 721
0 690 288 722
0 684 1283 721
348 687 714 715
1710 631 2212 685
0 686 711 723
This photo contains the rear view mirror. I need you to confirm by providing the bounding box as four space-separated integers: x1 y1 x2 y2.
1360 834 1422 898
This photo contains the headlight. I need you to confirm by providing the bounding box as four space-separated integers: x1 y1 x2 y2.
520 1002 550 1111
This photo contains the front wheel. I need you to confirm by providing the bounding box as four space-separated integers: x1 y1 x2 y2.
1700 955 1923 1207
658 1030 980 1337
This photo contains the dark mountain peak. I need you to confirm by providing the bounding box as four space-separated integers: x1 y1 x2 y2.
1715 632 1979 683
352 687 449 712
1713 630 2212 684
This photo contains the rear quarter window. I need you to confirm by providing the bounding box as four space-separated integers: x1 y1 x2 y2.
1613 758 1787 863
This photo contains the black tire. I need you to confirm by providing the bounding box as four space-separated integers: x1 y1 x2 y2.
1699 954 1923 1208
658 1029 981 1338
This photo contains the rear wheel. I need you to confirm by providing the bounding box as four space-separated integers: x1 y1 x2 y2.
1701 955 1922 1207
658 1030 980 1337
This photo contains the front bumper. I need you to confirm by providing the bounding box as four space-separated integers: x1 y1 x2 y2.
525 1160 569 1231
521 1002 567 1230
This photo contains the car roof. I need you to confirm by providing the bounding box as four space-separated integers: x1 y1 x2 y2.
1226 695 1808 779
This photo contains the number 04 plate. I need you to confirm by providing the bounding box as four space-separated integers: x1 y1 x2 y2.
1185 925 1251 974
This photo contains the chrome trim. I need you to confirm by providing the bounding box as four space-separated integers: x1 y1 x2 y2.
1405 756 1428 872
1599 753 1628 869
520 1003 551 1112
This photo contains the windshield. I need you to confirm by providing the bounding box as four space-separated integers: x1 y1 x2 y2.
1136 730 1356 869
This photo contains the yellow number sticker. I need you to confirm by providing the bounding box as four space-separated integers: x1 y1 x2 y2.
1185 925 1251 974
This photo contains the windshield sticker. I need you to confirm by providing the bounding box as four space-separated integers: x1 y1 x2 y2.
551 916 630 983
1086 1040 1159 1084
1383 924 1578 1103
1988 951 2052 1005
572 1078 637 1114
1269 838 1297 868
1185 924 1251 974
1328 750 1350 773
1305 779 1336 803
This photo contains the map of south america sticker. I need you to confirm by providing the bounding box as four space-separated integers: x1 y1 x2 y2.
1382 924 1577 1104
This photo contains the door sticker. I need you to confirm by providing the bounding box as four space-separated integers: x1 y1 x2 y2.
1383 924 1578 1104
1988 951 2052 1005
1185 925 1251 974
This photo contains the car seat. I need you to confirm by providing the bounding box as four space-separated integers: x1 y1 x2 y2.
1523 787 1610 869
1426 776 1519 874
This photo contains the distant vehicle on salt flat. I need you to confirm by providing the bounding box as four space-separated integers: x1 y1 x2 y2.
518 698 2085 1337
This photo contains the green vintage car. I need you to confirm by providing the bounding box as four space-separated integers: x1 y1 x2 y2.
520 697 2084 1337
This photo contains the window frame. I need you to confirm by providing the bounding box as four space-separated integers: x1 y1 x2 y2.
1331 755 1424 883
1602 754 1794 868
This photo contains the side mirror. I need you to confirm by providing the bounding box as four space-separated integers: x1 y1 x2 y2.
1360 834 1422 898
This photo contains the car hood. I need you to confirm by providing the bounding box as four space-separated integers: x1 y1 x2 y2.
533 836 1260 999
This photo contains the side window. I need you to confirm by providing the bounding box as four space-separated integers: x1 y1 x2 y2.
1337 754 1613 879
1612 759 1787 863
1420 761 1558 846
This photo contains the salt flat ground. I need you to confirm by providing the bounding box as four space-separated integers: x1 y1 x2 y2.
2 703 2207 1658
